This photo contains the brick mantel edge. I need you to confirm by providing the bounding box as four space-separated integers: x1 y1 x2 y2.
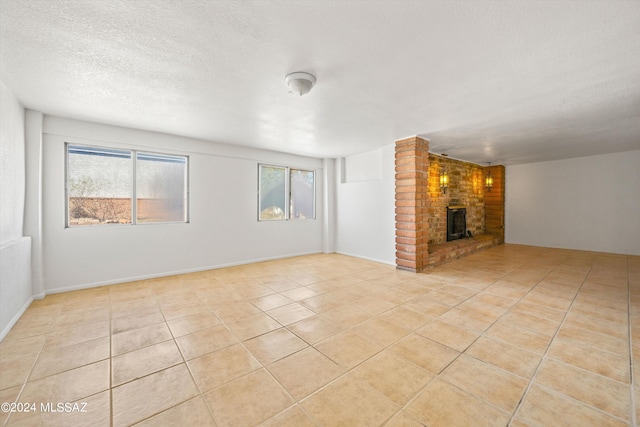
395 136 429 272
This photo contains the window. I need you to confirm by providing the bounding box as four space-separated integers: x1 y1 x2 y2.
258 164 315 221
259 165 287 220
66 144 188 226
136 152 188 223
290 168 315 219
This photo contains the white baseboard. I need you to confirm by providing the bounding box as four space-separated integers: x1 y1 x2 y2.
334 250 395 267
2 251 389 342
44 251 324 295
0 297 33 342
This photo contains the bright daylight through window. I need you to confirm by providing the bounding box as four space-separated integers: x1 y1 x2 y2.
66 144 188 226
258 164 315 221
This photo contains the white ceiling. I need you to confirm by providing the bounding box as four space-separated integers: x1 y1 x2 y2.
1 0 639 165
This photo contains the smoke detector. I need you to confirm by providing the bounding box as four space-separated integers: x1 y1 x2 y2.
285 72 316 96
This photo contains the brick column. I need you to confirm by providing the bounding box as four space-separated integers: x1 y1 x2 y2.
485 165 505 243
395 136 429 272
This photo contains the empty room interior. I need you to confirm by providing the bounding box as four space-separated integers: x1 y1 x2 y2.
2 1 640 426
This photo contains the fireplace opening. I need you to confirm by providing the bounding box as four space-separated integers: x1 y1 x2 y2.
447 207 467 241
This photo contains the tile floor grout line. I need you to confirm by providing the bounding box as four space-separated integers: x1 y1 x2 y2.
158 291 221 427
212 299 310 424
429 251 629 424
285 277 473 425
527 381 633 424
2 325 47 427
333 255 627 425
394 254 564 421
627 255 636 427
4 250 635 426
204 275 327 425
299 337 414 426
138 287 200 424
507 251 594 426
2 370 30 426
191 293 259 426
108 291 114 427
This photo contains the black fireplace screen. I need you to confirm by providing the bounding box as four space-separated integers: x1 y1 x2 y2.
447 207 467 241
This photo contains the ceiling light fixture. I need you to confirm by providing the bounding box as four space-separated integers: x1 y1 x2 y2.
285 72 316 96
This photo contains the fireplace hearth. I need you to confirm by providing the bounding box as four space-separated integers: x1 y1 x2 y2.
447 206 467 241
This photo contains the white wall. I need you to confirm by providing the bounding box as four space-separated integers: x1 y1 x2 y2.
0 81 32 340
0 82 25 242
335 144 395 265
506 150 640 255
24 110 45 299
40 117 325 293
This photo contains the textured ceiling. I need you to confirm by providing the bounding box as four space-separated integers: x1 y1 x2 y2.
1 0 639 164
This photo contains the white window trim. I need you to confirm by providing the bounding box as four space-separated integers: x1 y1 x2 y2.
65 143 190 227
258 163 316 222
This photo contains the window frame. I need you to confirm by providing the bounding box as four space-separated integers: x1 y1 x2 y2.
257 163 316 222
289 167 316 220
65 143 190 227
135 150 190 224
257 164 288 221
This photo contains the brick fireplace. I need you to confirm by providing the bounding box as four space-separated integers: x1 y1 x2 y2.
395 136 505 272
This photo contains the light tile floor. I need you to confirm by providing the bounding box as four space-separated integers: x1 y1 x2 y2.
1 244 638 426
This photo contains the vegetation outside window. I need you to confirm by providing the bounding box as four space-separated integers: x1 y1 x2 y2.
66 144 188 226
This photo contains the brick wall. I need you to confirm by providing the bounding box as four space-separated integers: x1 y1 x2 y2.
427 154 486 244
395 138 505 271
395 137 430 272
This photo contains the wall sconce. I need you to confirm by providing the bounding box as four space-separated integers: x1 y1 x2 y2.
485 163 493 192
440 168 449 194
